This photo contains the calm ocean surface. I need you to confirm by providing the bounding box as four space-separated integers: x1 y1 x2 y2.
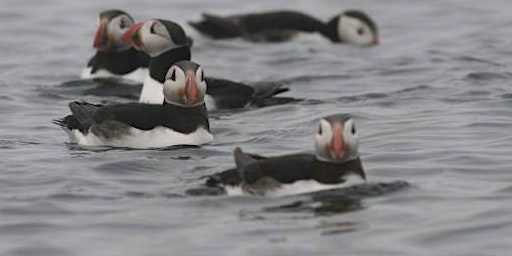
1 0 511 255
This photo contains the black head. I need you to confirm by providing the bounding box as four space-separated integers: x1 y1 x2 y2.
94 9 135 51
99 9 131 21
122 19 189 56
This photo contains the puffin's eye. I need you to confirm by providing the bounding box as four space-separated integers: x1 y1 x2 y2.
150 23 156 34
119 19 126 29
357 28 364 35
352 124 356 134
318 125 322 135
200 71 204 81
170 69 176 81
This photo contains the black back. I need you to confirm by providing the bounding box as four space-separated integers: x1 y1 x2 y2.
87 48 150 74
240 153 365 185
189 13 242 39
92 102 209 133
190 11 328 41
206 152 268 187
205 77 255 108
241 11 326 34
55 101 209 135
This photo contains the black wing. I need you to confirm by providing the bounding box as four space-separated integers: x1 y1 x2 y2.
94 103 209 133
53 102 104 132
241 11 326 34
54 102 162 132
206 77 255 109
190 11 326 40
92 103 164 131
206 150 268 187
189 13 242 39
205 77 289 109
239 152 316 185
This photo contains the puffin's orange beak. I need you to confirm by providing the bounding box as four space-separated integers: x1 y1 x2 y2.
373 35 380 45
332 123 344 161
93 20 108 49
122 22 144 48
186 71 198 106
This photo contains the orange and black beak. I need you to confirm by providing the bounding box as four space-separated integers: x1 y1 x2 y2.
185 71 198 106
332 123 344 161
93 19 111 50
122 22 143 50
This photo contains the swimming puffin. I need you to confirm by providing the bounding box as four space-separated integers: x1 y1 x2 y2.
189 10 378 46
81 9 150 82
55 61 212 148
206 114 366 196
122 19 289 109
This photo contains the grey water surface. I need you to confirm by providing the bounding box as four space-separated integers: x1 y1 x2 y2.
1 0 512 255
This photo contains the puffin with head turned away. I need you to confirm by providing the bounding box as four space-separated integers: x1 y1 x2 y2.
55 60 213 149
81 9 150 83
206 114 366 196
122 19 290 110
189 10 379 46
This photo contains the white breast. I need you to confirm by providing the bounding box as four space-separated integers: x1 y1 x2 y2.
139 76 165 104
81 67 148 83
224 185 244 196
67 126 213 149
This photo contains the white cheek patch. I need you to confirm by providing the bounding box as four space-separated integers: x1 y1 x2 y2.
108 19 123 44
338 16 374 45
153 22 171 38
141 21 181 56
110 16 133 40
342 118 359 160
195 67 207 96
163 68 187 103
316 119 333 146
314 119 334 161
343 119 357 146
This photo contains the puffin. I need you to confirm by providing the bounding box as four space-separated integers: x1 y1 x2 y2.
55 61 213 148
189 10 379 46
206 114 366 196
122 19 289 109
81 9 150 83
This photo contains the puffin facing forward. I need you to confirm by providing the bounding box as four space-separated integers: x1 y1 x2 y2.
207 114 366 196
122 19 289 109
189 10 379 46
55 61 212 148
81 9 150 82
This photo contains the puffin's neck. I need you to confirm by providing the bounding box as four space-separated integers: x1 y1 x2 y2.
162 101 210 132
321 18 341 42
149 46 191 83
313 157 366 181
89 48 141 74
